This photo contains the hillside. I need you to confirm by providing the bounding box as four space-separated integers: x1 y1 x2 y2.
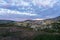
0 16 59 40
15 16 60 31
0 20 16 27
0 16 60 27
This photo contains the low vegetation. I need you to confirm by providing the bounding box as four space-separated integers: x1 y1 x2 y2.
33 34 60 40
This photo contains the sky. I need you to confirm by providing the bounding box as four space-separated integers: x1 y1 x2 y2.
0 0 60 21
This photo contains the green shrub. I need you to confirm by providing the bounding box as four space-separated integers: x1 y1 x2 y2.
33 34 60 40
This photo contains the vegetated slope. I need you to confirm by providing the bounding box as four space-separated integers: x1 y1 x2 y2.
0 20 16 27
0 16 59 40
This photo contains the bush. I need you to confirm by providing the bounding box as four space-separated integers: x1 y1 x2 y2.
0 31 21 37
33 34 60 40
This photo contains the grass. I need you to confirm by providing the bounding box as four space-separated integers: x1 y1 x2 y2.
33 34 60 40
0 30 21 37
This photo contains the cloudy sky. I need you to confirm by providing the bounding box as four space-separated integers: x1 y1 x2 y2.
0 0 60 21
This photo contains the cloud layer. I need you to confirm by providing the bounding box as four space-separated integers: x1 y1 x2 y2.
0 0 60 21
0 0 59 8
33 0 59 8
0 8 37 16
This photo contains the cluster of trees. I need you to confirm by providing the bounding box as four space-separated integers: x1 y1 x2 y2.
16 22 31 28
43 20 60 33
0 22 15 27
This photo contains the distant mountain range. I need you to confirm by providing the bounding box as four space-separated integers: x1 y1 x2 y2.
45 16 60 21
23 16 60 24
0 16 60 27
0 20 14 24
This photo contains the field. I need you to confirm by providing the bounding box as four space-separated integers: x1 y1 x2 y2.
0 27 60 40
